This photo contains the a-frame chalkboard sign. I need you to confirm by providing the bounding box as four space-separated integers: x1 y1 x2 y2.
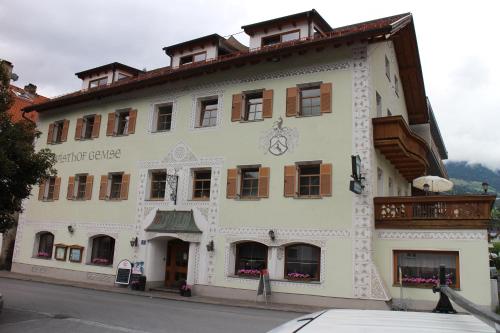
115 259 132 285
257 269 271 303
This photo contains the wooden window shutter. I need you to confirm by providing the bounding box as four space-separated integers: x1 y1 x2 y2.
286 87 298 117
320 163 332 196
262 89 273 118
99 175 108 200
226 168 238 198
258 167 270 198
92 115 101 138
128 109 137 134
38 180 46 200
53 177 61 200
320 83 332 114
120 174 130 200
284 165 297 197
106 112 116 136
85 175 94 200
231 94 243 122
75 118 83 140
61 120 70 142
67 176 75 200
47 123 54 144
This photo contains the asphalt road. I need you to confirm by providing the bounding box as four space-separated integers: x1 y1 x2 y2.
0 278 299 333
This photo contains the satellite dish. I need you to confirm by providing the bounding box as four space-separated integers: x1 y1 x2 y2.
11 73 19 81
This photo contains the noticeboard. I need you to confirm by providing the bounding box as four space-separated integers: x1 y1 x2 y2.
115 259 132 285
257 270 271 297
350 180 363 194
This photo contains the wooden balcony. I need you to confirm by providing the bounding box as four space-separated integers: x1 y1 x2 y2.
373 116 430 181
374 195 496 229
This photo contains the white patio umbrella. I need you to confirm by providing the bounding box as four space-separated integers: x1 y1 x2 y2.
413 175 454 193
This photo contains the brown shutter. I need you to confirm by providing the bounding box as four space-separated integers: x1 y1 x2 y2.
120 174 130 200
284 165 296 197
286 87 298 117
320 83 332 114
75 118 83 140
67 176 75 200
85 175 94 200
320 163 332 196
262 89 273 118
127 109 137 134
231 94 243 122
38 180 46 200
226 168 238 198
92 114 101 138
106 112 115 136
258 167 270 198
47 123 54 144
61 120 69 142
53 177 61 200
99 175 108 200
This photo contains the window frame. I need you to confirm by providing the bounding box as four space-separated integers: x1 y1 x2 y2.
74 174 88 200
261 29 301 47
298 84 321 117
393 250 460 289
82 114 96 140
284 243 321 282
88 76 108 89
44 176 57 201
191 169 212 201
198 98 218 128
115 109 130 136
235 242 268 277
116 72 130 81
52 120 64 144
297 163 321 198
154 103 173 132
108 172 124 200
149 170 167 200
180 51 207 66
239 167 260 199
35 232 54 259
243 91 264 122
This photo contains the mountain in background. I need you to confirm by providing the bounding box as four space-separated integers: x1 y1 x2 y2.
445 161 499 195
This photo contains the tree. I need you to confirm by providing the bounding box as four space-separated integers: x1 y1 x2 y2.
0 61 56 233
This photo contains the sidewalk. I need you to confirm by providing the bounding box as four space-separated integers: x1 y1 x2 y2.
0 270 320 314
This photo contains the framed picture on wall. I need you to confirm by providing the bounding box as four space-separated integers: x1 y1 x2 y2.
54 244 68 261
69 245 84 263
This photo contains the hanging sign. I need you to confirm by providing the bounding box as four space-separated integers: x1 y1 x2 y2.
350 155 364 194
115 259 132 285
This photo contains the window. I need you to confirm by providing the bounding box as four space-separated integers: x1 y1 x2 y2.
45 177 56 200
82 115 95 139
394 250 459 288
244 92 263 121
150 171 167 200
116 110 130 135
394 75 399 97
52 121 64 143
74 174 88 200
198 98 218 128
298 164 320 197
235 242 268 276
299 85 321 116
180 52 207 65
313 26 323 38
89 77 108 89
376 91 382 117
385 55 390 81
36 232 54 259
192 169 211 200
285 244 320 281
155 104 173 132
262 30 300 47
99 173 130 201
240 168 259 198
90 235 115 266
109 173 123 200
116 72 130 81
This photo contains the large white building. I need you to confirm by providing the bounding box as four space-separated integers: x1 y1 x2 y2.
15 10 495 310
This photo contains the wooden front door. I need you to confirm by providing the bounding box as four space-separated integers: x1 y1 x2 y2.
165 239 189 288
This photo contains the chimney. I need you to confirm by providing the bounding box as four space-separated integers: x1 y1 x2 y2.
24 83 37 95
1 59 14 81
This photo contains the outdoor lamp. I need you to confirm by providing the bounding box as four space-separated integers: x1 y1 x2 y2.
67 225 74 234
130 236 138 247
482 182 489 194
206 240 214 252
268 230 276 241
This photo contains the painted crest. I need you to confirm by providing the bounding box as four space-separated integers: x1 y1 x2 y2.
259 117 299 156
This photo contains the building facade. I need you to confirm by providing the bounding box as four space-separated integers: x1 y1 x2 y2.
14 10 495 310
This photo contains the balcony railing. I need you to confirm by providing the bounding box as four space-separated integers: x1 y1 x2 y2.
374 195 496 229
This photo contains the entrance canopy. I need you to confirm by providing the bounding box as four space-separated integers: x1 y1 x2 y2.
145 210 202 234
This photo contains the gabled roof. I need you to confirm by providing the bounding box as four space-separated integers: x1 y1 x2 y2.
8 85 48 123
162 34 247 57
242 9 333 34
75 62 143 79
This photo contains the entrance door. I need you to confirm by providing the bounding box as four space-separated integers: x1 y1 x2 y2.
165 239 189 288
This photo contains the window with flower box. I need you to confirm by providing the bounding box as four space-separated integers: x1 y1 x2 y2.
90 235 115 266
35 232 54 259
235 242 268 278
393 250 459 288
285 244 320 281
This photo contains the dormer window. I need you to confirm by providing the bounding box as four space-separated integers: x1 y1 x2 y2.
89 77 108 89
261 30 300 47
116 72 131 81
180 52 207 66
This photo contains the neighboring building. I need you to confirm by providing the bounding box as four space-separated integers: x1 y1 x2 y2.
14 10 495 310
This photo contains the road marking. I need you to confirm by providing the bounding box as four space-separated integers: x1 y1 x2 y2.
63 317 152 333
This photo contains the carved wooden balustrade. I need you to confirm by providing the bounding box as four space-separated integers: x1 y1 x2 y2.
374 195 496 229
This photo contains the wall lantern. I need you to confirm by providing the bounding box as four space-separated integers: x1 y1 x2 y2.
482 182 489 194
268 230 276 241
130 236 138 247
206 240 214 252
67 225 74 234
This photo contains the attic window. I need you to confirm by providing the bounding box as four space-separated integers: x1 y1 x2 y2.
180 52 207 66
262 30 300 47
116 73 130 81
89 77 108 89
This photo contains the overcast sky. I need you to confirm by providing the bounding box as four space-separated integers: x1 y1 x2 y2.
1 0 499 169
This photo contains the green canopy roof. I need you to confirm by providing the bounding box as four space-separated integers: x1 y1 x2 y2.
145 210 201 234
